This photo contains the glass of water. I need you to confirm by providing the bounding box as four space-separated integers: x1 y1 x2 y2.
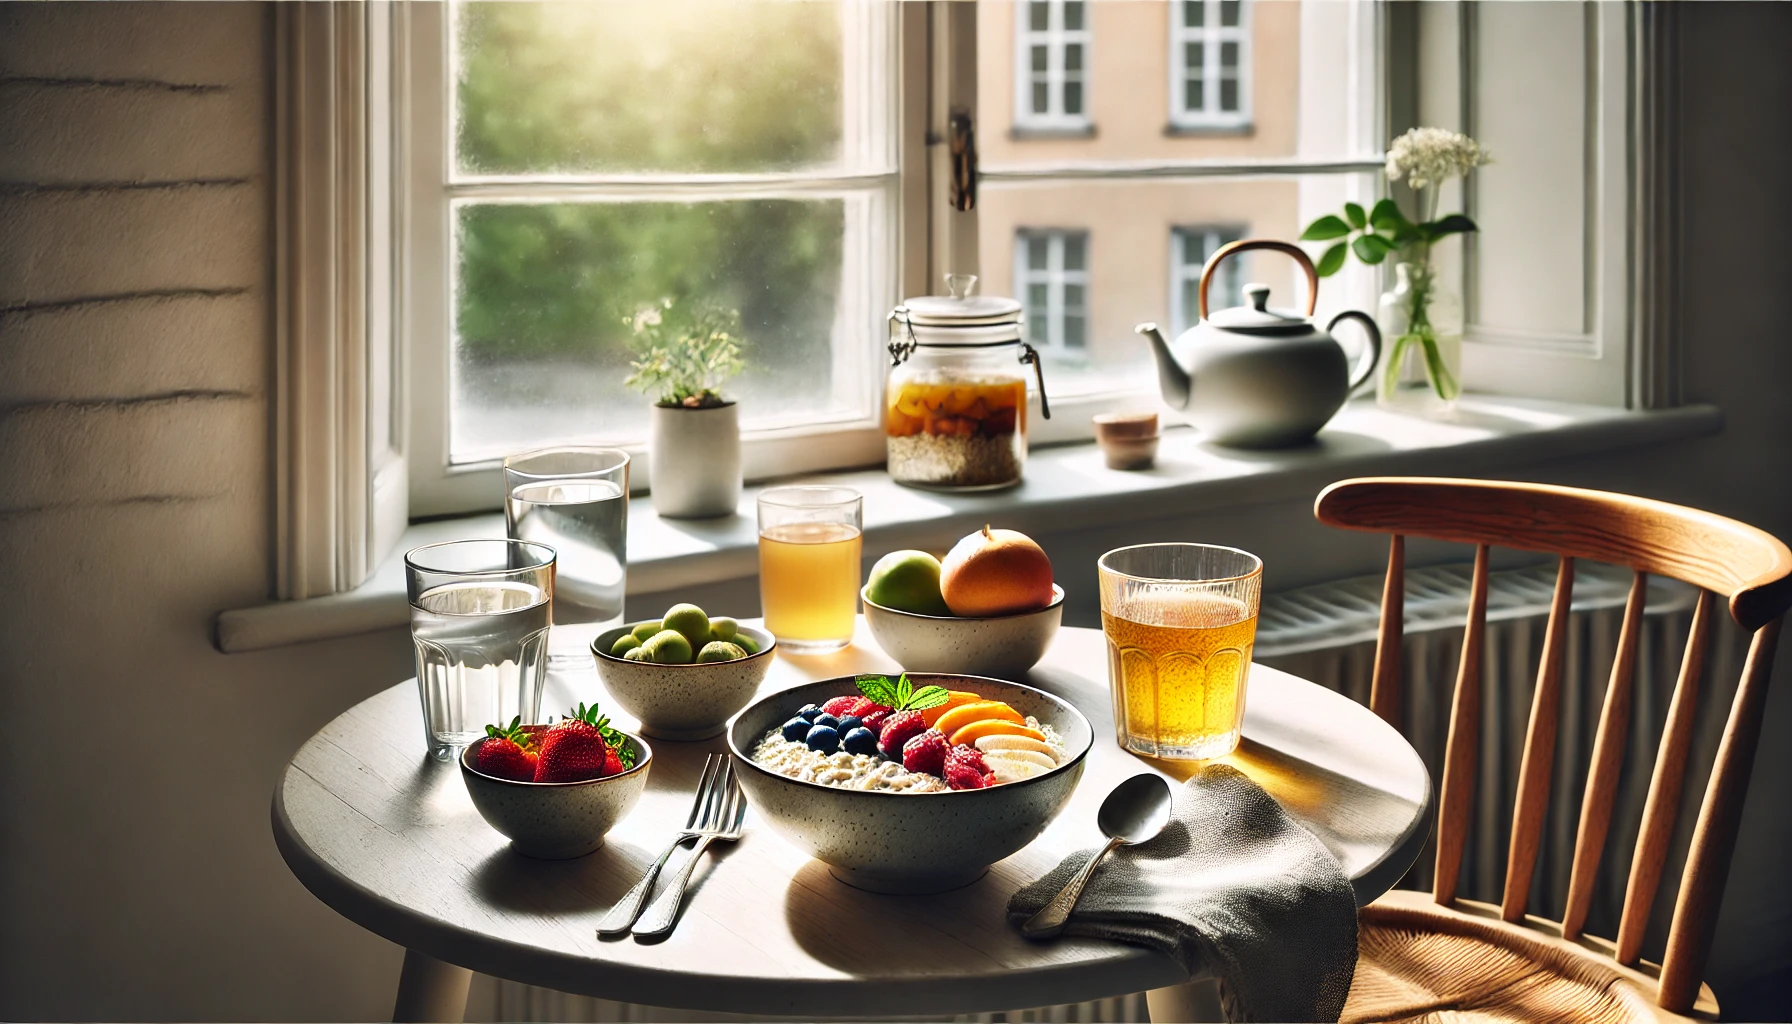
503 447 630 667
406 538 556 761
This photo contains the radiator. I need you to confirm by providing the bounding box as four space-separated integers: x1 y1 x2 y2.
472 562 1742 1023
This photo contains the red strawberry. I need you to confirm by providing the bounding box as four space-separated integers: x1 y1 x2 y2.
902 729 950 776
878 710 928 757
944 744 994 791
821 695 862 717
534 703 611 783
861 708 892 733
474 718 538 781
601 746 626 777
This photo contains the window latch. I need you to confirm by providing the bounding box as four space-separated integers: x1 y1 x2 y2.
949 111 977 212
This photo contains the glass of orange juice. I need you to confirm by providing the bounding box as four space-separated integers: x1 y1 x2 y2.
1097 543 1263 760
758 486 864 653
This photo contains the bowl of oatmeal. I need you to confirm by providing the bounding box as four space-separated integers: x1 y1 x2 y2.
727 673 1092 894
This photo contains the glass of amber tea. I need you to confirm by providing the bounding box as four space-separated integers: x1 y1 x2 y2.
1098 543 1263 760
758 486 863 653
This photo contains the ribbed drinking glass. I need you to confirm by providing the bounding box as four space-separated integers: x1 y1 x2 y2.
1098 543 1263 760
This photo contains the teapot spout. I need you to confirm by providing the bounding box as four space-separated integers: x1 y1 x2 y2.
1135 322 1193 410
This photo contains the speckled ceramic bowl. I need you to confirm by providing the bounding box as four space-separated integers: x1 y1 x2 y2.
460 729 652 860
861 585 1064 680
591 625 776 741
728 674 1092 894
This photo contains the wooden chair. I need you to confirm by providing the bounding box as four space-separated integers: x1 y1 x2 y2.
1313 477 1792 1023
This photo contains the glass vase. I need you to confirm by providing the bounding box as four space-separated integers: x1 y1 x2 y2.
1376 261 1463 415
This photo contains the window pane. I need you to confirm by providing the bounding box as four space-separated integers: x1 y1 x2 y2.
1063 233 1087 270
456 2 844 174
1220 78 1238 112
1183 0 1204 29
1026 236 1049 270
1063 0 1085 31
1032 81 1050 115
1063 315 1086 349
1027 282 1050 310
1186 78 1204 112
1063 81 1084 116
1187 41 1205 72
1029 0 1050 32
1064 43 1083 72
1179 277 1200 334
1064 283 1086 310
1221 41 1239 68
1031 44 1049 73
452 199 852 460
1220 0 1241 28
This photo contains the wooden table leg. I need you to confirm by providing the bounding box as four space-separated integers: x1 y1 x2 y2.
1146 977 1223 1023
392 948 472 1023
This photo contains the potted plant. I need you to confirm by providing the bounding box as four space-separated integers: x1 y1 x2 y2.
624 298 746 518
1301 127 1491 415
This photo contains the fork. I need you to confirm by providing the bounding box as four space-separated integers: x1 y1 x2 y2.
596 754 727 938
630 759 747 939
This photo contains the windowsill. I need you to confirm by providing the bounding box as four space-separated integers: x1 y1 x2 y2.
215 395 1723 653
1009 123 1098 140
1163 121 1255 138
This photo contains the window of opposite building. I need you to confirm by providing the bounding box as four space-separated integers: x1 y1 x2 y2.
1170 0 1251 130
1017 230 1090 359
1170 227 1245 337
1014 0 1092 132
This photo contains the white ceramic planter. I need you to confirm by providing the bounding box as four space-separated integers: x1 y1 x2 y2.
649 402 741 518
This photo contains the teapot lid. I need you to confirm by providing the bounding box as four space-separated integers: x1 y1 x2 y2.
1206 283 1312 334
898 274 1023 327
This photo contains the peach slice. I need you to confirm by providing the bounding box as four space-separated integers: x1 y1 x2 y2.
973 734 1059 760
918 690 985 728
931 700 1023 738
947 719 1047 747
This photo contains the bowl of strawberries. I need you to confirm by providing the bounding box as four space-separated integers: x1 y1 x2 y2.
460 702 652 859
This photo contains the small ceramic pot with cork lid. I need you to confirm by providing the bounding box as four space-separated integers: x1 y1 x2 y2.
1093 412 1160 470
885 275 1051 491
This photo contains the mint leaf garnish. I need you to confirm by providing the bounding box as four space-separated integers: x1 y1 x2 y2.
855 674 901 707
904 685 950 711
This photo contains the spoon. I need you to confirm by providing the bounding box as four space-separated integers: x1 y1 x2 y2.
1020 773 1174 939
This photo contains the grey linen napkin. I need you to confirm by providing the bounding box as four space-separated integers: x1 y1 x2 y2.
1008 764 1357 1023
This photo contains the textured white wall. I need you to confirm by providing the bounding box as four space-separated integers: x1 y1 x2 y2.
0 2 1787 1021
0 5 409 1020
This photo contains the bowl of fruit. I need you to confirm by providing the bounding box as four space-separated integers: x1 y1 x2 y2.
728 671 1092 894
460 703 651 860
593 602 776 741
860 525 1064 679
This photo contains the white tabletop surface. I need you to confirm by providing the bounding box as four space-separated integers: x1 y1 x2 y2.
273 620 1431 1017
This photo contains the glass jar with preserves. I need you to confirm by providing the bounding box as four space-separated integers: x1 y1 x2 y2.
885 275 1050 491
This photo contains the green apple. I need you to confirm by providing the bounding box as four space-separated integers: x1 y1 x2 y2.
609 633 642 657
661 603 711 648
865 549 952 616
630 619 663 642
642 629 694 665
709 616 739 641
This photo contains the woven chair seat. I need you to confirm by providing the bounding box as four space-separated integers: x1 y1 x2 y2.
1341 891 1718 1024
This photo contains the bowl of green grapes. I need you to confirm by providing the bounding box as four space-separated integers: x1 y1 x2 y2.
592 602 777 741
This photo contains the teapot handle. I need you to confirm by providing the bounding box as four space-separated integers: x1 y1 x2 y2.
1328 310 1382 391
1199 239 1318 321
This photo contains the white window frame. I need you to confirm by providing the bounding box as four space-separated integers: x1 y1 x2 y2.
1013 0 1093 133
1169 225 1245 337
1169 0 1253 131
1015 229 1090 358
402 2 926 517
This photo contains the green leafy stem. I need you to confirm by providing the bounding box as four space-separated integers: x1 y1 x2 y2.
1301 197 1471 402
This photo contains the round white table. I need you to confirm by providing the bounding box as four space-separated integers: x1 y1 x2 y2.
273 620 1431 1021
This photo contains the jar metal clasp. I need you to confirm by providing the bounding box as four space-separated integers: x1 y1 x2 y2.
887 306 918 367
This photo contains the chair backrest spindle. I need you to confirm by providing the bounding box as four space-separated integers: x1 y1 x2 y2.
1370 534 1405 726
1562 569 1649 940
1314 477 1792 1014
1501 555 1576 922
1616 588 1714 965
1432 542 1490 906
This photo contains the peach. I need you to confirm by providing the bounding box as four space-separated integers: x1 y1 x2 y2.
939 525 1055 617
